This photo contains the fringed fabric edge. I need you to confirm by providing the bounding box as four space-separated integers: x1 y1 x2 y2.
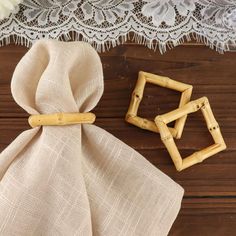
0 31 235 54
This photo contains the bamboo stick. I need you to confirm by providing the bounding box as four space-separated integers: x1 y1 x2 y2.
126 72 146 117
156 119 182 170
155 97 206 124
210 128 226 148
126 115 159 132
200 99 226 147
142 71 191 92
126 95 139 117
180 143 226 171
126 71 192 138
174 86 193 139
200 97 217 128
134 72 146 99
155 97 226 171
28 112 96 128
126 115 177 137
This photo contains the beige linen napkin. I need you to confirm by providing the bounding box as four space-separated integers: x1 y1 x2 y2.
0 40 184 236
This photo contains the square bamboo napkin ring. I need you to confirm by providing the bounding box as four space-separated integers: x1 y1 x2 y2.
126 71 193 138
28 112 96 128
155 97 226 171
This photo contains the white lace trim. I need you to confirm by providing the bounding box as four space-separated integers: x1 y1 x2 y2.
0 0 236 53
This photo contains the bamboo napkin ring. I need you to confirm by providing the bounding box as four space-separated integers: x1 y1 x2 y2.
126 71 193 138
28 112 96 128
155 97 226 171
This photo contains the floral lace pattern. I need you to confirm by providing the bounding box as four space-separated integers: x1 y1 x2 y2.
0 0 236 53
81 0 134 24
142 0 198 26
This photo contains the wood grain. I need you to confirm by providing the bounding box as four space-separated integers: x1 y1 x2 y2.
0 43 236 235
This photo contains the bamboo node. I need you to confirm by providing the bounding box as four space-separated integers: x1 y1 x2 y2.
176 165 183 172
154 115 164 124
133 92 141 100
194 151 204 163
209 124 219 131
141 119 149 128
161 135 173 141
139 71 145 77
126 114 134 120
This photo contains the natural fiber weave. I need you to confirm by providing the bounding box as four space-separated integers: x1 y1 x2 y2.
0 40 183 236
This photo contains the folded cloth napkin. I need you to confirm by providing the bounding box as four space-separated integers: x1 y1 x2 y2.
0 40 184 236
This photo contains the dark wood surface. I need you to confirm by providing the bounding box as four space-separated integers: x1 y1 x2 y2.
0 43 236 235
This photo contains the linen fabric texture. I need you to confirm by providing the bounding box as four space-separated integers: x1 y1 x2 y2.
0 40 184 236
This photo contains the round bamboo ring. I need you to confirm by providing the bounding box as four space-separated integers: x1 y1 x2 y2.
28 112 96 128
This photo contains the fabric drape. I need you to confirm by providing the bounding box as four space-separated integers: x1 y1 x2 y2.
0 40 183 236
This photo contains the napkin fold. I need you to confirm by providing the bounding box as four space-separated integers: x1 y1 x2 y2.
0 40 184 236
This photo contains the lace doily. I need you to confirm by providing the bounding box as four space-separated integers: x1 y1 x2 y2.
0 0 236 53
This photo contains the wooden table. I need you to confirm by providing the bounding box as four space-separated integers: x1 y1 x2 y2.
0 43 235 235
